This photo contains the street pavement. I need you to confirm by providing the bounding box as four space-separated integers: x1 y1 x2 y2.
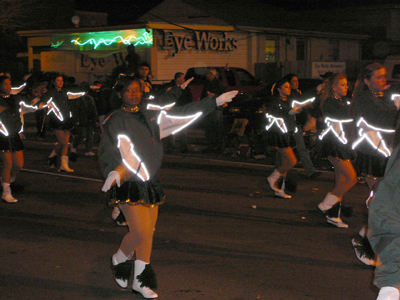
0 119 378 300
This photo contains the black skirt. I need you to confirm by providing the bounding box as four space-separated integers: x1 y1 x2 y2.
321 135 356 161
108 176 165 207
267 132 295 149
0 133 24 152
354 152 388 178
49 117 74 131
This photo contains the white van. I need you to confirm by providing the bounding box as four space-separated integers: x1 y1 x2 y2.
383 55 400 84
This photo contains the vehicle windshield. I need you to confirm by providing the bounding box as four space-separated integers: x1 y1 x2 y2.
236 69 258 86
185 67 221 85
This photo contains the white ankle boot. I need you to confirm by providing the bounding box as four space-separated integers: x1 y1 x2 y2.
377 287 400 300
318 193 348 228
318 192 339 212
274 180 291 198
132 260 158 298
267 169 282 192
2 183 17 203
59 155 74 172
112 254 131 288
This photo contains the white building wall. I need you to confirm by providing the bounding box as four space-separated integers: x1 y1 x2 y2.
340 40 360 60
154 31 249 82
310 39 329 61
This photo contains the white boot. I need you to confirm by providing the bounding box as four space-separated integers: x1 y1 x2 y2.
318 192 339 212
112 206 121 220
318 193 348 228
325 202 349 228
132 260 158 298
2 182 17 203
377 287 400 300
267 169 282 192
59 155 74 172
111 253 131 288
111 206 128 226
275 179 291 198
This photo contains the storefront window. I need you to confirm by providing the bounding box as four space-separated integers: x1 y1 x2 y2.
265 39 276 62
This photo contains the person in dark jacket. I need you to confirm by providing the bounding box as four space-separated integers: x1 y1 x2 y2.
368 133 400 300
282 73 321 179
201 68 227 153
70 83 99 157
99 74 237 298
159 72 193 153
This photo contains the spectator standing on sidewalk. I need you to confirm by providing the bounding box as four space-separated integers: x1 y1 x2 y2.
309 72 334 169
136 62 153 94
70 82 99 158
283 73 321 179
31 81 48 140
159 72 193 153
201 68 227 153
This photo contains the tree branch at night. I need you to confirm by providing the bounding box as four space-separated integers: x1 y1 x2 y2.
0 0 42 29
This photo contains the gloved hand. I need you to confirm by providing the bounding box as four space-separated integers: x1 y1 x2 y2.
180 77 194 89
288 107 301 115
393 95 400 110
216 90 238 106
102 171 121 192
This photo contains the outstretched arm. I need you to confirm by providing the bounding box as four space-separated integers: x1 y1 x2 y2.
157 90 238 139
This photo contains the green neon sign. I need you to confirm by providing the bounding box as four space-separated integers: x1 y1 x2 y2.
51 29 153 51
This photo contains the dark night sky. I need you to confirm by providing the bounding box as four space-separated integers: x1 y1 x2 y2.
74 0 400 26
74 0 164 25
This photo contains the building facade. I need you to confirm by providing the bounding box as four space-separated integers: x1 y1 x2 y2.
17 0 368 85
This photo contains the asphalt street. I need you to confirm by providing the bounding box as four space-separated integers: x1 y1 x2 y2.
0 119 378 300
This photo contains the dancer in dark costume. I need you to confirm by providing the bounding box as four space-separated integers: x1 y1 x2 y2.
351 62 400 265
99 75 237 298
317 73 357 228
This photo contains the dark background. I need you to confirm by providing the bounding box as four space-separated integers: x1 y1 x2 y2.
74 0 400 26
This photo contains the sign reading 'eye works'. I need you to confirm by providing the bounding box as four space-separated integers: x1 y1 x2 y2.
160 30 238 56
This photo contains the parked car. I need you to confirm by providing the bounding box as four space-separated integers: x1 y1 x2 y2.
185 66 267 125
184 66 268 155
384 55 400 85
